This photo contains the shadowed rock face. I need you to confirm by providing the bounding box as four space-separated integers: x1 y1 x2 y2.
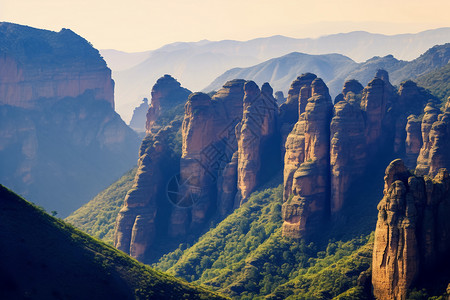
282 69 434 240
129 98 149 131
416 98 450 177
146 74 191 132
334 79 364 104
372 159 450 300
235 81 278 205
114 76 192 260
170 92 216 237
279 73 318 156
405 115 423 169
360 77 388 148
393 80 433 156
416 103 441 175
0 23 140 216
330 100 366 213
114 122 180 261
282 78 333 239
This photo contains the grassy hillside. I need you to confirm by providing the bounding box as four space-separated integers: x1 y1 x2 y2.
415 62 450 103
65 167 137 244
0 184 227 300
153 181 373 299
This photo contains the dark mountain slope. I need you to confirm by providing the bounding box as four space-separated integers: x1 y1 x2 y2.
0 184 227 300
415 62 450 102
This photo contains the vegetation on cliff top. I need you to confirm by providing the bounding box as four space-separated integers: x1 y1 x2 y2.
0 184 227 299
416 62 450 103
0 22 105 67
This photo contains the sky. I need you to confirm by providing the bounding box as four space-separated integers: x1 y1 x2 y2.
1 0 450 52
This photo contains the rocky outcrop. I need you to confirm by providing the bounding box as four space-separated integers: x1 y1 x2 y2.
428 99 450 177
282 74 318 202
0 23 114 109
0 23 140 216
360 77 389 148
416 98 450 177
275 91 286 104
235 81 278 204
169 92 216 237
115 76 284 261
333 79 364 104
114 122 180 260
145 74 191 132
405 115 422 169
330 99 366 213
129 98 149 131
415 103 441 175
282 70 436 239
393 80 432 155
282 78 333 238
279 73 317 156
114 76 192 259
372 159 450 300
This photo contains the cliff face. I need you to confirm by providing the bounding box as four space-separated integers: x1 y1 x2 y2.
145 74 191 132
115 122 180 261
279 73 317 156
282 70 433 239
372 159 450 300
0 23 140 216
282 78 333 238
235 82 278 205
115 77 284 261
0 23 114 109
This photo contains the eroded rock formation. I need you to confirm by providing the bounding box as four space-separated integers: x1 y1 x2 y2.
416 98 450 177
282 70 434 239
114 122 180 261
0 23 140 216
129 98 149 131
236 81 278 204
372 159 450 300
145 74 191 132
279 73 317 155
0 23 114 109
282 78 333 238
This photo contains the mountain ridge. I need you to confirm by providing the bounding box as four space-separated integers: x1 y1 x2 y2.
102 28 450 122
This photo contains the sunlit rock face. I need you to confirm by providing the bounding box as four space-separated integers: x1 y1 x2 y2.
282 69 434 240
372 159 450 300
282 78 333 239
114 76 284 261
0 22 140 216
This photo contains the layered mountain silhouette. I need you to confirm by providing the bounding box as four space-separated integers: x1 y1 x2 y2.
101 28 450 121
205 43 450 98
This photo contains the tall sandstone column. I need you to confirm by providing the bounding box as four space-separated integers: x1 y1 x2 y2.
282 78 333 239
235 81 278 205
372 159 450 300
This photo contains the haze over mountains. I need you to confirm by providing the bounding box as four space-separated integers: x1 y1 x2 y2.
206 43 450 98
101 28 450 122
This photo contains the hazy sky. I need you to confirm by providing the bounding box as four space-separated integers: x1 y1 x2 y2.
1 0 449 52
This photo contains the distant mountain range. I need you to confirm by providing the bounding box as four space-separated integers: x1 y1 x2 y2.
100 28 450 122
205 43 450 98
